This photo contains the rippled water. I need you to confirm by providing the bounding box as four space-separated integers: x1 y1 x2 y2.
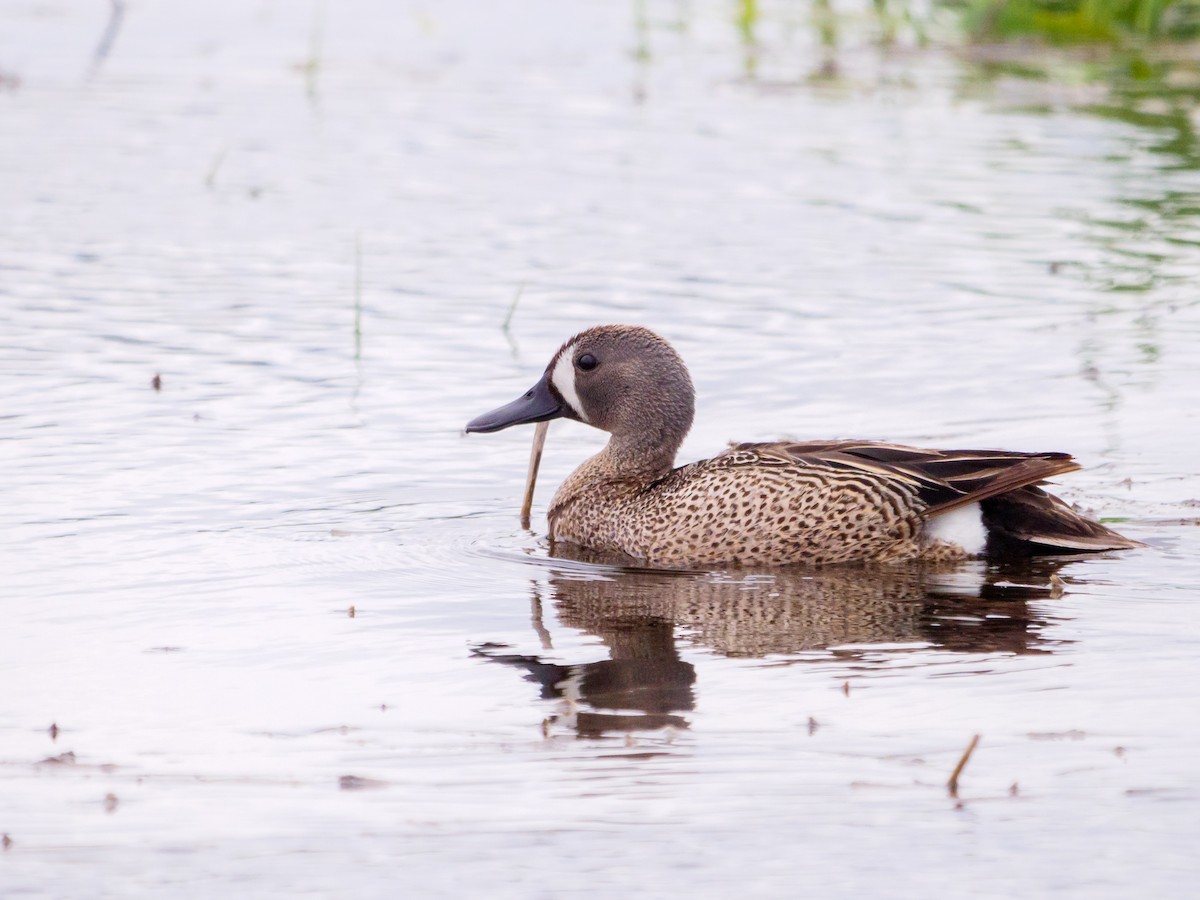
2 2 1199 897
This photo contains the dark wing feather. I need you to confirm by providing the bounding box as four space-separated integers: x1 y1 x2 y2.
726 439 1139 553
729 440 1076 514
982 488 1144 551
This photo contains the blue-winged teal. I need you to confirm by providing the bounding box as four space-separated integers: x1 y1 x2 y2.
466 324 1141 567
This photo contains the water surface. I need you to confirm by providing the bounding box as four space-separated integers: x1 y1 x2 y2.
2 2 1198 897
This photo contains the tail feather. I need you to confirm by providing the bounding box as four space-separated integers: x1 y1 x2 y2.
920 456 1081 518
981 487 1144 553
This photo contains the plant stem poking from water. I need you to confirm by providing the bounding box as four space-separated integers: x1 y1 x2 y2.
88 1 127 81
521 421 549 530
947 734 981 797
736 0 759 77
204 147 229 190
502 282 525 356
632 0 651 101
502 282 525 335
812 0 840 77
301 0 325 104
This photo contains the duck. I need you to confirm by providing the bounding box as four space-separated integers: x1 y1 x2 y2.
465 324 1141 567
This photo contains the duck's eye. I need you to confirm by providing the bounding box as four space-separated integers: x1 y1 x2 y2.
577 353 598 371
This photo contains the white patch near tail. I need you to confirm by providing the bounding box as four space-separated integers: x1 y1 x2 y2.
550 344 588 422
925 502 988 556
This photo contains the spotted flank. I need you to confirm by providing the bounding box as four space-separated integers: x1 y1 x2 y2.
466 324 1142 568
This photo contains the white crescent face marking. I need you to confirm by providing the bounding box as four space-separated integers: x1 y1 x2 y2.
550 343 587 423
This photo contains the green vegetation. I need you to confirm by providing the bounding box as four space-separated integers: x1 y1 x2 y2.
950 0 1200 43
727 0 1200 46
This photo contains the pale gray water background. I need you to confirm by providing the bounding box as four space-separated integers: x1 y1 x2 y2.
2 1 1199 897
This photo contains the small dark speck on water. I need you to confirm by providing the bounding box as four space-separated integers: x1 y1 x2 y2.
807 717 820 735
2 834 11 851
104 793 119 814
151 373 162 391
842 681 851 696
1048 261 1063 274
48 722 58 740
1009 782 1020 797
38 751 76 766
347 605 356 618
339 775 386 791
1125 787 1181 797
1028 730 1087 741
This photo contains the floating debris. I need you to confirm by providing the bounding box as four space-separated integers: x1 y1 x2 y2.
338 775 386 791
1027 730 1086 741
104 793 119 814
947 734 981 798
151 373 162 391
38 751 76 766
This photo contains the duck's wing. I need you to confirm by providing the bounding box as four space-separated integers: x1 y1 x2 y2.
723 440 1141 552
725 440 1077 515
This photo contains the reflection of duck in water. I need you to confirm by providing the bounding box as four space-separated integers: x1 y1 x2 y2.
467 325 1141 567
476 612 693 739
475 558 1072 737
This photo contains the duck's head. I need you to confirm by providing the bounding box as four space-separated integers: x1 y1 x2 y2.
466 324 695 449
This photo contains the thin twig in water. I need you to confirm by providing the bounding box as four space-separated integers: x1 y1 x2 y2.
204 147 229 190
502 282 525 334
521 421 548 529
88 0 127 80
302 0 325 103
947 734 981 798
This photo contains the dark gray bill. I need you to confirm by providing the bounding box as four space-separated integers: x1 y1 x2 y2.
465 373 564 434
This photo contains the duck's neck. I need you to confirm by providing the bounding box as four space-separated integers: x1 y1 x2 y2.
601 430 681 483
547 430 682 538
